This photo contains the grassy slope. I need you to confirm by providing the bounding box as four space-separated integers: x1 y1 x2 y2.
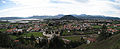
74 33 120 49
21 32 43 37
63 36 82 41
9 32 43 39
92 25 102 29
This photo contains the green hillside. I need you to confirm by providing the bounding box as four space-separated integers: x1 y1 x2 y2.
74 33 120 49
60 15 79 20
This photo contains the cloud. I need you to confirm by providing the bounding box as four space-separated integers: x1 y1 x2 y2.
0 0 120 17
110 0 120 3
50 0 72 4
75 0 89 3
111 4 120 10
0 0 17 10
2 0 6 3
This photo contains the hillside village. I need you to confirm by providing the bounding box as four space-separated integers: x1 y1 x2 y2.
0 15 120 49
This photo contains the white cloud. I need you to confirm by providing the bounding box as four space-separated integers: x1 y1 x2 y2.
0 0 120 17
2 0 6 3
10 0 50 6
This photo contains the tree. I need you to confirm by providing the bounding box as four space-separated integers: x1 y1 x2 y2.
36 38 47 48
13 44 36 49
18 36 25 44
102 24 107 29
97 30 112 41
31 34 36 41
30 34 36 46
68 41 82 48
48 35 66 49
97 24 112 41
0 33 13 48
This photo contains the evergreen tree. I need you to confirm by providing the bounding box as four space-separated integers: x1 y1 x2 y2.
18 36 25 44
0 33 13 48
31 34 36 41
97 24 111 41
48 35 66 49
30 34 36 46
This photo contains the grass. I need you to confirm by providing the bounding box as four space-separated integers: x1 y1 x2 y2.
9 32 43 39
0 23 10 24
21 32 43 37
93 25 102 29
0 29 7 32
9 35 18 40
74 33 120 49
62 32 73 36
112 21 120 24
63 36 82 41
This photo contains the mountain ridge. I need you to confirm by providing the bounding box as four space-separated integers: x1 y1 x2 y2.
0 14 120 20
60 15 79 20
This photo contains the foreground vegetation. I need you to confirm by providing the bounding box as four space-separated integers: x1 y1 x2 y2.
74 33 120 49
9 32 43 40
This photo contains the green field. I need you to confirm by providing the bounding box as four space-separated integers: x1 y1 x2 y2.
9 32 43 39
62 32 73 36
93 25 102 29
0 23 10 24
9 35 18 40
21 32 43 37
0 29 7 32
63 36 82 41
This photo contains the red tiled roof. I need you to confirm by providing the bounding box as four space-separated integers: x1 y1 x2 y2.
88 38 96 42
14 40 19 42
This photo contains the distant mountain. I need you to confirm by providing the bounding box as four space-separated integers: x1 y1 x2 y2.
73 14 120 20
22 14 120 20
0 17 24 20
0 14 120 20
60 15 79 20
29 16 51 19
28 15 63 19
28 14 64 19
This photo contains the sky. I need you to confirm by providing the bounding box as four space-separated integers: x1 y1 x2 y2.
0 0 120 17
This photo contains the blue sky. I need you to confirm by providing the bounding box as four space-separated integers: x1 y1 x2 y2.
0 0 120 17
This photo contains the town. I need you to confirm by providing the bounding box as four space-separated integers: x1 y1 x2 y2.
0 15 120 49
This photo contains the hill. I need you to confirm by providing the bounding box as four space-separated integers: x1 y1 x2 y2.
60 15 79 20
28 14 64 19
75 14 120 20
0 17 24 20
0 14 120 20
74 33 120 49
